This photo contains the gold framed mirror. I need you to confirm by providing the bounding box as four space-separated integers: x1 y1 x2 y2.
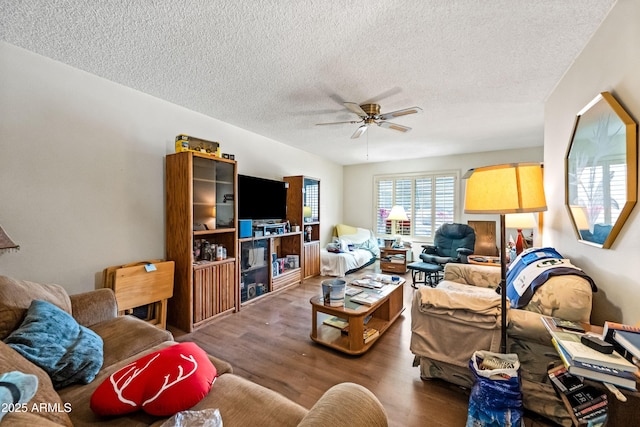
565 92 637 248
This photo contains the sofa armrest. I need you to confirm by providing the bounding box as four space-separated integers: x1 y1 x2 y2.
70 288 118 327
297 382 388 427
507 309 555 345
443 263 501 289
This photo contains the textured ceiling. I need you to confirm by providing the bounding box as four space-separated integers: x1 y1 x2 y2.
0 1 616 165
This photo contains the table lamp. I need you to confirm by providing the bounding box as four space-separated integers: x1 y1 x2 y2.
505 213 535 255
464 163 547 353
386 205 408 246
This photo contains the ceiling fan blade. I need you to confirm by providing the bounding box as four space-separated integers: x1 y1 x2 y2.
315 120 361 126
344 102 368 118
378 106 422 121
377 121 411 133
351 125 368 139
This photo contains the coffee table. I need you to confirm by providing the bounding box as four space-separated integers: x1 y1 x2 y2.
310 276 405 355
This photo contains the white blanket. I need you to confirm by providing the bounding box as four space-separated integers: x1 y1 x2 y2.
320 248 375 277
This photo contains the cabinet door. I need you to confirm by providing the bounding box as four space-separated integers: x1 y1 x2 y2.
239 239 269 303
304 242 320 278
193 262 236 324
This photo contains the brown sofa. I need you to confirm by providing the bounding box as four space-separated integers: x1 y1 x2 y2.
0 275 388 426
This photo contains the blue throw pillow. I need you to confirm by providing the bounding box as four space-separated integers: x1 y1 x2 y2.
4 299 104 389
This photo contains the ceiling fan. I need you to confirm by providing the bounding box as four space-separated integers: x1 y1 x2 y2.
316 102 422 139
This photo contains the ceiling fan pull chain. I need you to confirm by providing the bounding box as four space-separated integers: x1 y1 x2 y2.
366 130 369 161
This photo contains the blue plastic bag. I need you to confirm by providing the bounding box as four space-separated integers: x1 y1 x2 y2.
466 351 523 427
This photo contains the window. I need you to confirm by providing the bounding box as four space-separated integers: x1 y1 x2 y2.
375 172 458 240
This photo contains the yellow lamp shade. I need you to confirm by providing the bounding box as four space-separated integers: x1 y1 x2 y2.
464 163 547 214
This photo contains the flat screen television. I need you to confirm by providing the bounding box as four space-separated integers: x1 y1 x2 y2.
238 174 288 221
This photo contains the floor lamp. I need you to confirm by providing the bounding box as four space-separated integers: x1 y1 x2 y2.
464 163 547 353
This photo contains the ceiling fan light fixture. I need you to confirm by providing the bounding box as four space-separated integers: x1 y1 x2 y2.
315 100 421 138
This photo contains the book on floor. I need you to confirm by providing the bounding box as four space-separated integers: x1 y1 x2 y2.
548 365 584 393
548 365 609 425
566 385 607 414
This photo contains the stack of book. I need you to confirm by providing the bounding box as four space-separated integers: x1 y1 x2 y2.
548 365 608 425
541 317 638 391
603 321 640 369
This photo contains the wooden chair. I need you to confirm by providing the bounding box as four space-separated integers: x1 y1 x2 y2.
103 260 174 329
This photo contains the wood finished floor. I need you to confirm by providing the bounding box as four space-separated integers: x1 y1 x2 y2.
172 264 556 427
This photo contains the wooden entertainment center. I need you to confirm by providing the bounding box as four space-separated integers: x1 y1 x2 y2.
165 153 321 332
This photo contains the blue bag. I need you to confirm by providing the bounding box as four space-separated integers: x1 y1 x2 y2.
466 351 523 427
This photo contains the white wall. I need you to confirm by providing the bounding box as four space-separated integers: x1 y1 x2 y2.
343 147 544 259
0 42 342 295
544 0 640 326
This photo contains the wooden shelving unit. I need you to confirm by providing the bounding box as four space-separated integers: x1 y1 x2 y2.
165 152 238 332
284 175 320 279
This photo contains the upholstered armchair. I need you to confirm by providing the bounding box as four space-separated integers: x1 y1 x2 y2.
410 262 595 426
420 223 476 266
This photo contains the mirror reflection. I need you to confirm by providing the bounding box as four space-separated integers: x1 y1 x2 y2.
565 92 637 248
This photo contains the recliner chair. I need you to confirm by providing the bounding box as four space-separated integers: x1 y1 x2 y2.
420 223 476 267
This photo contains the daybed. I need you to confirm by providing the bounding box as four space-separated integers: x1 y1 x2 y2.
0 275 388 426
320 224 379 277
410 250 596 426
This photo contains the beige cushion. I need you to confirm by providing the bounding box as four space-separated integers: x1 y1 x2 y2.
184 374 308 427
0 275 72 340
0 341 73 426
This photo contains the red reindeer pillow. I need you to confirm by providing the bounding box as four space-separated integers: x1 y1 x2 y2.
90 342 216 416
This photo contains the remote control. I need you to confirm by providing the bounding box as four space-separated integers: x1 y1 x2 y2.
581 335 614 354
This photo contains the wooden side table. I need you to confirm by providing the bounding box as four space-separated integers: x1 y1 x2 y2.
379 247 409 273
